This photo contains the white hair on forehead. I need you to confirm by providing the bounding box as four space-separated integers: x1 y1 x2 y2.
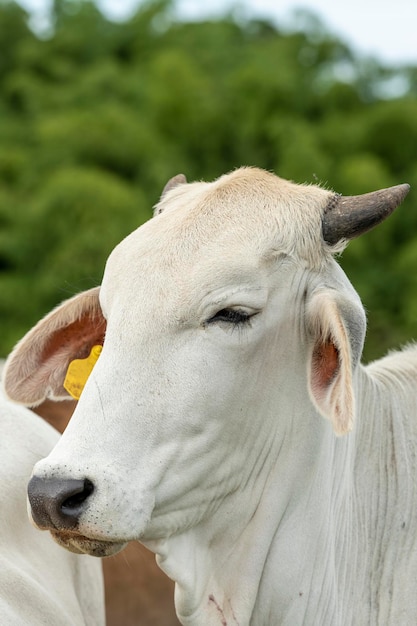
153 167 342 269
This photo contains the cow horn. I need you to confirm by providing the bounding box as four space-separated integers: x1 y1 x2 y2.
322 183 410 245
154 174 188 216
161 173 187 198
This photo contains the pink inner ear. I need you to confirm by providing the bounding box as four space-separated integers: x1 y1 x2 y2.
311 339 340 392
40 311 106 366
34 311 106 402
307 291 356 435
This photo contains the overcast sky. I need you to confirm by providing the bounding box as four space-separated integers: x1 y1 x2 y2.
17 0 417 65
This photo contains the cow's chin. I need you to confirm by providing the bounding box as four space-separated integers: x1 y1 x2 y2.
49 530 127 558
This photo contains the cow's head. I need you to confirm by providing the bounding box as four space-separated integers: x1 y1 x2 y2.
3 168 409 557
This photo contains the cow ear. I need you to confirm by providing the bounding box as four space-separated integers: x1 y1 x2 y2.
306 290 365 436
2 287 106 407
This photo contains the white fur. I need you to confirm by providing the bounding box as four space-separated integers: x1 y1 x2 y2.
3 168 415 625
0 375 104 624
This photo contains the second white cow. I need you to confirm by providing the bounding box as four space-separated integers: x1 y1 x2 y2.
0 391 104 625
3 167 416 625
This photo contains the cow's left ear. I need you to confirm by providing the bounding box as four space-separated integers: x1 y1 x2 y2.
306 289 366 436
2 287 106 407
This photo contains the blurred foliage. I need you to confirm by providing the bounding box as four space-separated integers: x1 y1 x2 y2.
0 0 416 360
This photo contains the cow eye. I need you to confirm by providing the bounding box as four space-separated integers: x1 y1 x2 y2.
206 308 252 325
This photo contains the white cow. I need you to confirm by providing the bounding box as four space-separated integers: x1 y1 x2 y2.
0 385 105 624
3 167 416 625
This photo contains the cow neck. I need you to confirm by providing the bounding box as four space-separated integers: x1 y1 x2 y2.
350 359 417 624
147 386 359 626
147 353 417 626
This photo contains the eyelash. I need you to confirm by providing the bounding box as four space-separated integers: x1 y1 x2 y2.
206 308 252 326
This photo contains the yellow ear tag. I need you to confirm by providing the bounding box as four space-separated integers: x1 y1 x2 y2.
63 345 102 400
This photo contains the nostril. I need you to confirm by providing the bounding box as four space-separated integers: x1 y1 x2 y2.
61 479 94 512
28 476 95 531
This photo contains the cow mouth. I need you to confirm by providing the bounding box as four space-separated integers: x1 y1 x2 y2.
50 529 127 557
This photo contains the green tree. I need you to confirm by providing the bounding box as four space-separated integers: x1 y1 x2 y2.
0 0 415 360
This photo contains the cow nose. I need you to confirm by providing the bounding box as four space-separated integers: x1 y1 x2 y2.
28 475 94 530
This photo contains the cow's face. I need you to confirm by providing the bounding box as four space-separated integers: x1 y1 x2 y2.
24 231 327 554
3 167 406 557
